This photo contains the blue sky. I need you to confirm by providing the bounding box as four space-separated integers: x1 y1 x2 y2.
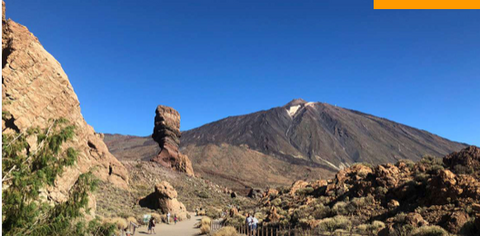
5 0 479 145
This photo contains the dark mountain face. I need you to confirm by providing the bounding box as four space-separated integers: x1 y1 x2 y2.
181 99 467 172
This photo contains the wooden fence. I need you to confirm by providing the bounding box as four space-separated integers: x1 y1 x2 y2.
210 221 366 236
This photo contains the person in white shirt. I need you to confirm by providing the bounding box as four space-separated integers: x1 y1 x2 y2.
252 215 259 235
245 213 252 233
167 212 171 224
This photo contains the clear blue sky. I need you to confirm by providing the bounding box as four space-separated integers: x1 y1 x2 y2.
5 0 479 146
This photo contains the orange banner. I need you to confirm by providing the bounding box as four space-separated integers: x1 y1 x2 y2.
374 0 480 9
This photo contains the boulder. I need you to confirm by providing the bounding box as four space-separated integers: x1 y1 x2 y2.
405 213 429 228
151 106 194 176
442 211 469 234
139 181 188 220
248 188 264 199
387 199 400 210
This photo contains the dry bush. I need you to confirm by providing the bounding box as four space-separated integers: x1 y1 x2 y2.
317 216 351 233
212 226 237 236
200 224 211 234
201 217 212 226
103 217 128 230
127 216 138 225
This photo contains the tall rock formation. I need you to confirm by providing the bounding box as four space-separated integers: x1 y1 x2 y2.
2 2 128 204
151 105 194 176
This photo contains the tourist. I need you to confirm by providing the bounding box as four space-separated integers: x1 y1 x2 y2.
148 217 156 234
174 215 178 224
245 213 252 234
167 212 171 224
252 214 259 235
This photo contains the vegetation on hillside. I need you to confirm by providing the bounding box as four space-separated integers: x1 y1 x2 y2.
2 116 114 236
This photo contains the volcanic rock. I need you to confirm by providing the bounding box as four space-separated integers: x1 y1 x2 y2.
248 188 264 199
139 181 188 220
442 211 469 234
2 2 128 205
444 145 480 173
151 105 194 176
289 180 309 196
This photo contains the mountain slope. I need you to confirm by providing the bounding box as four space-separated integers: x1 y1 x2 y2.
180 99 466 187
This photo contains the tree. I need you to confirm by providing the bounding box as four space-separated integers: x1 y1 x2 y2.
2 117 114 236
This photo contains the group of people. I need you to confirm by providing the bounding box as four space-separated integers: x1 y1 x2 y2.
146 212 179 235
245 213 259 235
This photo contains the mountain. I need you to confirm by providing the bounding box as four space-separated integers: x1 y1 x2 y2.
104 99 466 190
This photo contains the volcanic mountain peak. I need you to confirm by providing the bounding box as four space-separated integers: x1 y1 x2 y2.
284 98 319 117
284 98 307 107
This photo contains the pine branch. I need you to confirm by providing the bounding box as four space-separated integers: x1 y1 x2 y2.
2 120 56 185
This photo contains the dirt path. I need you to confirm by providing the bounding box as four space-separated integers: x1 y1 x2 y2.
134 213 202 236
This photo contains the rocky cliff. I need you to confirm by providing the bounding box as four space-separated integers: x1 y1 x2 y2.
2 2 128 205
151 105 194 176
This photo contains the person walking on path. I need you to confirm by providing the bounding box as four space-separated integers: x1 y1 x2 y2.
174 215 178 224
167 212 171 224
148 217 156 234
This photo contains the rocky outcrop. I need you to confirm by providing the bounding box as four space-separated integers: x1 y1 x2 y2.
247 188 264 199
139 181 188 220
1 2 128 204
151 105 194 176
256 146 480 235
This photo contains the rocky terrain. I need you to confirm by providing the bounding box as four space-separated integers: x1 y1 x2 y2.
105 99 466 190
225 146 480 235
95 160 254 221
2 1 127 207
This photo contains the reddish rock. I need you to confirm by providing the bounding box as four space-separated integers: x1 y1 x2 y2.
151 105 194 176
289 180 309 196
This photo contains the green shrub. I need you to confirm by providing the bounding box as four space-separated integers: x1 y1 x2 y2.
332 202 348 216
390 224 415 236
317 216 351 233
296 187 314 195
313 204 332 219
420 155 442 166
271 198 282 206
411 225 449 236
356 221 385 235
454 165 474 175
2 118 104 236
